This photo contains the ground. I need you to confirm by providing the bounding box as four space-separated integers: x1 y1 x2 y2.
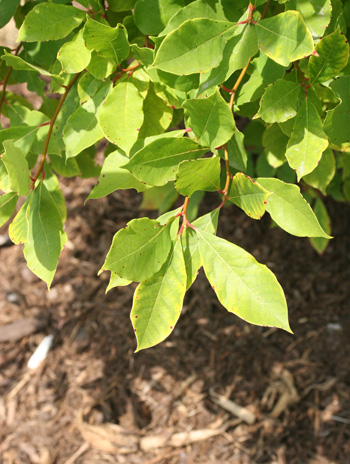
0 177 349 464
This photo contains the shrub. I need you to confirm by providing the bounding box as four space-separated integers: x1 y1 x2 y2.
0 0 349 350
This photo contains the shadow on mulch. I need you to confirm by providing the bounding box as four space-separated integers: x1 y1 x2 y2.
0 179 349 464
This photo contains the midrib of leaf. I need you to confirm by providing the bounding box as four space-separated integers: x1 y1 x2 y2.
2 153 28 174
191 170 219 189
104 30 119 63
8 104 25 124
0 192 17 207
197 100 216 142
300 102 310 175
259 85 299 117
0 126 42 156
256 22 305 47
107 224 167 268
228 191 266 201
184 209 219 269
198 230 265 308
137 245 178 346
36 10 83 35
198 230 286 326
37 185 52 262
269 189 320 229
130 147 206 166
123 83 130 135
68 112 99 152
310 37 338 84
157 20 235 66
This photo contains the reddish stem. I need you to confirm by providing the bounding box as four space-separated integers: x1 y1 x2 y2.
30 72 82 189
0 43 21 117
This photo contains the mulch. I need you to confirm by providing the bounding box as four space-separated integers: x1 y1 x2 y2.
0 178 349 464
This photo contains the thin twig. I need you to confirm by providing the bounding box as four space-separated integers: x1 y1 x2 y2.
0 43 22 118
30 72 82 189
221 0 271 194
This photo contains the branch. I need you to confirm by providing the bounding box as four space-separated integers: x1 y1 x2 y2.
178 197 197 236
221 0 270 194
30 72 82 189
0 43 22 118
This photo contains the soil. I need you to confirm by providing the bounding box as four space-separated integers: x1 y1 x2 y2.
0 178 349 464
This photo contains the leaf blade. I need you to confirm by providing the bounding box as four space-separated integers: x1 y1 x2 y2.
124 137 208 186
131 238 187 352
257 177 331 238
197 230 291 332
102 217 173 281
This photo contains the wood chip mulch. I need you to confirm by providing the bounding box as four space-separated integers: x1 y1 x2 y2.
1 178 349 464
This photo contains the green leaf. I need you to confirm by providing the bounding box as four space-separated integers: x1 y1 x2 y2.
98 82 144 154
124 137 208 186
183 89 235 150
77 73 105 104
102 217 173 281
57 29 91 74
49 153 80 178
0 0 20 28
23 182 67 288
0 192 18 228
152 18 234 75
18 3 85 42
185 190 204 222
309 197 331 254
227 172 270 220
83 17 129 67
149 68 200 92
236 53 286 106
106 272 132 293
309 28 349 85
134 0 185 35
86 51 115 80
86 150 149 201
199 23 259 93
140 183 179 213
109 0 137 11
75 150 101 179
262 124 288 168
1 51 63 82
6 104 49 128
181 209 219 289
129 129 186 157
254 79 302 123
22 40 66 68
63 81 111 159
286 0 332 39
255 11 314 66
286 99 329 180
43 164 67 223
175 156 221 197
1 140 30 196
138 83 173 139
218 128 248 172
324 76 350 145
256 177 331 238
9 194 31 245
160 0 229 36
197 229 291 332
131 238 186 351
303 147 335 194
256 153 276 178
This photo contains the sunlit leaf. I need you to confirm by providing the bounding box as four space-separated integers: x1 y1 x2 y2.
197 229 291 332
131 239 187 351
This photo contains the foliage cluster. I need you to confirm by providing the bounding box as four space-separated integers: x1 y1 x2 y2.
0 0 349 350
